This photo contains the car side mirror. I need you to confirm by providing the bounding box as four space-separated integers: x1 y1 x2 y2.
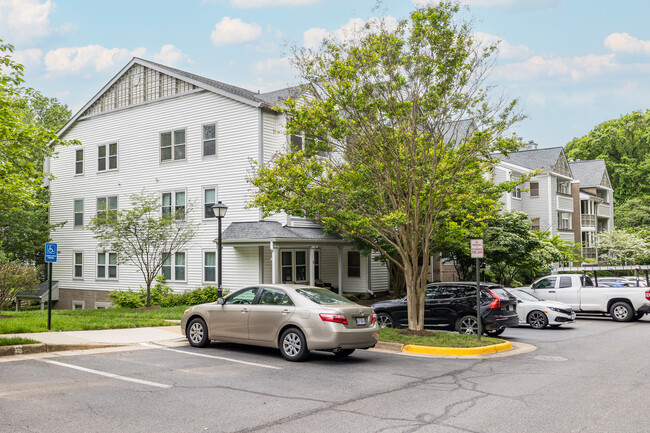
217 297 225 305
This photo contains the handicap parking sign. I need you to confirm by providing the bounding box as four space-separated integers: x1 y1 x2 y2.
45 243 57 263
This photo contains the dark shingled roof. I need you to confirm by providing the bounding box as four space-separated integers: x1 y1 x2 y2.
16 281 58 298
222 221 342 241
493 147 565 171
569 160 608 188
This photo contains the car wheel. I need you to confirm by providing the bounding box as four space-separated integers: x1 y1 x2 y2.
334 349 355 358
456 315 479 335
610 302 634 322
280 327 309 362
187 318 210 347
376 312 394 328
527 310 549 329
485 328 505 337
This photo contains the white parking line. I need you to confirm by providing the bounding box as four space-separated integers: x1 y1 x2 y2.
40 359 172 388
140 343 282 370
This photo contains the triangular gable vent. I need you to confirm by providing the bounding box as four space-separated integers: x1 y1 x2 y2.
601 170 612 189
81 63 198 118
552 151 572 178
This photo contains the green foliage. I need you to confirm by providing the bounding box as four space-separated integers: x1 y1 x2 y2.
0 337 40 346
597 229 650 265
0 264 39 309
249 3 523 330
614 195 650 231
110 278 226 308
88 190 198 307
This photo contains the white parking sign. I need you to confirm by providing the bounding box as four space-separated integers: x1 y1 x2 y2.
470 239 483 258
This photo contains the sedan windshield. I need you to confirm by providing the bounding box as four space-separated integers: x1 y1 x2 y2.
296 288 356 305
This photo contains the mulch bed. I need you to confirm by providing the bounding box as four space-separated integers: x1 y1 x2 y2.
0 315 14 319
135 306 162 310
397 329 436 337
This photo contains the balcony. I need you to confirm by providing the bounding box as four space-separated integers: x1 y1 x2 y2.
597 203 611 218
581 215 596 228
582 247 597 260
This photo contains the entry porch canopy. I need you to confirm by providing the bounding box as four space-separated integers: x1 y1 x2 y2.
221 221 354 294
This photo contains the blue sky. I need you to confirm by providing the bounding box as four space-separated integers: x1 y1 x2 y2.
3 0 650 147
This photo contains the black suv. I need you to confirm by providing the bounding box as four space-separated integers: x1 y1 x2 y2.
370 282 519 336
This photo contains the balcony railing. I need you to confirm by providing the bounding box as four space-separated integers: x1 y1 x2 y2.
581 215 596 227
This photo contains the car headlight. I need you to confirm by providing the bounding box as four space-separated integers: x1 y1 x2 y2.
548 307 564 313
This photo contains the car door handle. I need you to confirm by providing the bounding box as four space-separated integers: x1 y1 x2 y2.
281 309 291 315
549 291 555 293
241 308 249 314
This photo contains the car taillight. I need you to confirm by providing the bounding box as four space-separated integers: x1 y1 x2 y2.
486 289 501 309
646 290 650 301
370 313 377 325
319 313 348 325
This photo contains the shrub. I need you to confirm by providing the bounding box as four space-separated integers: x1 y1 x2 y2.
109 279 229 308
0 264 39 309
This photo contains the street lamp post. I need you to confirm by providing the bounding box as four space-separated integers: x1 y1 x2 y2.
212 201 228 299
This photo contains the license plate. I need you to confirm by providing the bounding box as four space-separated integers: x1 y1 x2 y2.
356 317 366 326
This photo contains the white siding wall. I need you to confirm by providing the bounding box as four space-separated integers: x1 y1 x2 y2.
50 91 262 294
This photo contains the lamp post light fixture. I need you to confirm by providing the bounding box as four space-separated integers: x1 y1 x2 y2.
212 201 228 299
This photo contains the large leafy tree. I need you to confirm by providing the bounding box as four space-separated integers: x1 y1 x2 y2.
597 229 650 266
88 191 198 307
249 4 522 330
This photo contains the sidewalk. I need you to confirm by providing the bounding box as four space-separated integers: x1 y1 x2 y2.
0 326 185 357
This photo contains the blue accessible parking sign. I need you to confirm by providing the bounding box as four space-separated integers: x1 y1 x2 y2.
45 243 58 263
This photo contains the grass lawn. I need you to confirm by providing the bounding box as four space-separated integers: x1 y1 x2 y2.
0 306 187 334
0 337 40 346
379 327 503 347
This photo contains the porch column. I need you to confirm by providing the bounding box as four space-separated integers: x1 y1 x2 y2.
309 246 316 286
271 242 279 284
337 246 343 296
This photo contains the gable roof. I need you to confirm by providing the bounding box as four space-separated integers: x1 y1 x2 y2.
569 159 612 189
56 57 302 139
494 147 573 177
222 221 343 243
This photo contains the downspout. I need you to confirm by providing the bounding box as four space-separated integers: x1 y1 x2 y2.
258 107 264 222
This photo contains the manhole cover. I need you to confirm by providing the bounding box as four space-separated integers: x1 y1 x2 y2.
534 355 568 362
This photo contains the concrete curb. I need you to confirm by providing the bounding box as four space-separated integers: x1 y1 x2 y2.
374 340 515 356
0 343 121 357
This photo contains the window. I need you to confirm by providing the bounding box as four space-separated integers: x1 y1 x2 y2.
557 180 570 194
558 211 571 230
72 301 84 310
225 287 259 304
348 251 361 278
531 217 541 231
162 252 186 281
559 277 572 288
314 250 320 281
95 302 111 309
529 182 539 197
160 129 186 162
281 250 308 283
97 252 117 279
75 149 84 174
203 123 217 157
98 142 117 171
97 196 117 220
74 199 84 227
511 186 522 199
162 191 185 220
73 252 83 279
289 132 315 152
532 277 556 289
204 251 216 282
204 187 216 218
258 287 293 306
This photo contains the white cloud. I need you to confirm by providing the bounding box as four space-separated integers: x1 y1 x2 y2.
12 48 43 68
605 32 650 55
473 32 531 59
303 16 398 50
252 57 293 76
43 45 145 74
230 0 322 7
210 17 262 46
153 44 193 66
496 53 616 81
0 0 74 43
412 0 561 10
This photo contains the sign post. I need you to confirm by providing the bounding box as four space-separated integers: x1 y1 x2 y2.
470 239 484 341
44 243 57 330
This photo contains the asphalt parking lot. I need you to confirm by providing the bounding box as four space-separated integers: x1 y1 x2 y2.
2 316 649 433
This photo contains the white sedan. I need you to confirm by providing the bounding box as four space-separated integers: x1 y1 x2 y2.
506 288 576 329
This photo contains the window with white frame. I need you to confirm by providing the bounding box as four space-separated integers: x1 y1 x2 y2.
348 251 361 278
529 182 539 197
203 123 217 157
511 177 522 199
95 302 111 309
162 252 186 281
74 199 84 227
281 250 307 283
97 252 117 279
162 191 185 220
160 129 186 162
203 187 216 218
314 250 320 281
531 217 541 231
204 251 216 282
98 142 117 171
72 301 84 310
75 149 84 175
558 211 572 230
557 180 570 195
73 252 83 279
97 196 117 220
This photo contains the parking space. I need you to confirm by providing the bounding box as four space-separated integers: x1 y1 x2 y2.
3 316 650 432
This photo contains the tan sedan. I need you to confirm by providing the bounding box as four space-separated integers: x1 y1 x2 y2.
180 284 379 361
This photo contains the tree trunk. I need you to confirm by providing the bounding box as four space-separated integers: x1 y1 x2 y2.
404 261 427 330
145 281 151 307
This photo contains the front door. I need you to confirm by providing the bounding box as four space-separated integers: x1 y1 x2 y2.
531 277 558 301
208 287 259 341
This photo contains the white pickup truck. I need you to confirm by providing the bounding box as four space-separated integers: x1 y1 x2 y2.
524 274 650 322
